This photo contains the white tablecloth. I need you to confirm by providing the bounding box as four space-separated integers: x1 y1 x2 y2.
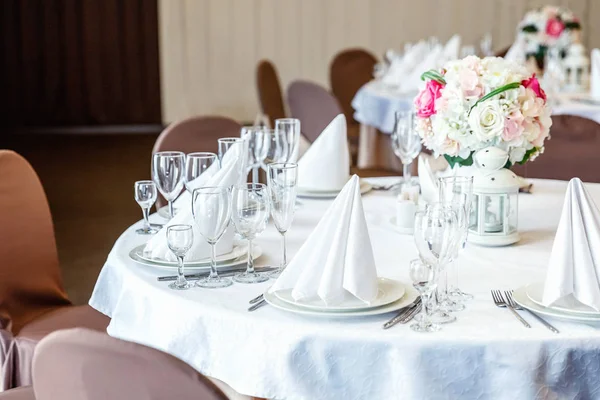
352 81 600 134
90 177 600 400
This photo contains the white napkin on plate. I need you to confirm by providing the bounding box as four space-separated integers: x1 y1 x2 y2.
381 41 427 87
270 175 378 305
297 114 349 191
504 38 526 63
542 178 600 311
417 154 439 204
401 44 443 93
442 35 461 63
144 143 247 261
590 49 600 100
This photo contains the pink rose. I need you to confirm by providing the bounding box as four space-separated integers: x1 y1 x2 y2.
502 118 524 141
414 80 444 118
459 69 482 98
521 75 547 101
546 18 565 39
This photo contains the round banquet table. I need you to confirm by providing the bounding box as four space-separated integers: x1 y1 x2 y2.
90 177 600 400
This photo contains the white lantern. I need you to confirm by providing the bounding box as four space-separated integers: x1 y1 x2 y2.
468 147 520 247
563 43 590 92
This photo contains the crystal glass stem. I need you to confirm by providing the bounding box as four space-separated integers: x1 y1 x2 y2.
403 163 411 185
280 231 287 271
252 167 259 185
209 243 218 279
246 239 255 274
176 255 186 287
142 207 151 231
168 200 175 219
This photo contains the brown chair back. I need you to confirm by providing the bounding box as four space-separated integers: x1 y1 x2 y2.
256 60 286 128
32 328 229 400
512 115 600 183
287 80 344 143
152 116 242 208
329 48 377 125
0 151 70 334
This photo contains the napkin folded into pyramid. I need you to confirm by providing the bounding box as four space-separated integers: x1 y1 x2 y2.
144 143 248 261
270 175 378 305
542 178 600 311
504 39 526 63
297 114 350 191
441 35 461 63
402 44 443 93
591 49 600 100
417 154 438 204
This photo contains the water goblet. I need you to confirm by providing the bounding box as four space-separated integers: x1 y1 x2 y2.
192 186 233 289
231 183 270 284
241 126 268 184
134 180 159 234
392 110 421 188
409 259 440 332
267 163 297 278
185 152 219 193
152 151 185 219
414 204 458 324
260 129 287 171
275 118 300 162
439 176 474 301
166 224 193 290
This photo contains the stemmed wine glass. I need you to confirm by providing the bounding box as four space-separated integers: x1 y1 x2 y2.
166 224 193 290
391 111 421 188
241 126 268 184
134 180 159 234
275 118 300 162
231 183 270 284
192 186 233 289
267 163 298 278
152 151 185 219
260 129 287 171
439 176 474 302
409 259 439 332
414 204 458 325
185 152 219 193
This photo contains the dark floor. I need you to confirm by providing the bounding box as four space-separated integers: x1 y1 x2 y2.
4 133 158 305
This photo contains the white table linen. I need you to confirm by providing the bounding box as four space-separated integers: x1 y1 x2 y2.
90 178 600 400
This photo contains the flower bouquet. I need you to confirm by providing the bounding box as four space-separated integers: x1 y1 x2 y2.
414 56 552 168
518 6 581 68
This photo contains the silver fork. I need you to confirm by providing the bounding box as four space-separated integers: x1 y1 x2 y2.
491 290 531 328
504 290 559 334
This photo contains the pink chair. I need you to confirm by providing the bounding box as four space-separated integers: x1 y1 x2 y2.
287 80 344 143
0 150 109 390
0 328 230 400
152 116 242 208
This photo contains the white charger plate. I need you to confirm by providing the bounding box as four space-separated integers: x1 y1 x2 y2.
135 244 248 266
273 278 405 312
297 180 372 199
513 285 600 324
264 285 418 318
129 245 262 271
525 282 600 317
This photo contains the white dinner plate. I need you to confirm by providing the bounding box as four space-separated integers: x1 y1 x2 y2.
297 180 372 199
273 278 406 312
129 245 262 271
135 244 248 265
512 285 600 324
525 282 600 317
264 285 418 318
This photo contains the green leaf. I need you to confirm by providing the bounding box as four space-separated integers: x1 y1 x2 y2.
565 21 581 30
420 70 446 85
517 147 540 165
443 153 474 168
468 82 521 116
521 25 538 33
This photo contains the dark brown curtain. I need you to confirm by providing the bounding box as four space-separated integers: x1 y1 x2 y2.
0 0 161 128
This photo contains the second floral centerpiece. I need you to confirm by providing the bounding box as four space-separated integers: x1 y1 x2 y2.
414 55 552 169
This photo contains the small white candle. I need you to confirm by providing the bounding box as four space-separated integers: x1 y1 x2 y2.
396 199 417 230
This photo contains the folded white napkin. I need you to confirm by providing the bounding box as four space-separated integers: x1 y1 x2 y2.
402 44 443 93
381 41 427 87
591 49 600 100
297 134 311 160
442 35 461 63
297 114 349 191
417 154 439 204
144 143 248 261
270 175 378 304
543 178 600 311
504 39 526 63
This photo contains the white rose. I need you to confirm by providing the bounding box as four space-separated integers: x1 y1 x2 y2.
468 101 505 142
509 147 527 164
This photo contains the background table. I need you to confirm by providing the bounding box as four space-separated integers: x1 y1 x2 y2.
90 177 600 400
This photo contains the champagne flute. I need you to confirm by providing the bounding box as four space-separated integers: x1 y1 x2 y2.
134 180 159 234
231 183 270 283
166 224 193 290
241 126 268 184
192 186 233 289
185 152 219 193
392 111 421 188
275 118 300 162
267 163 298 278
409 259 440 332
152 151 185 219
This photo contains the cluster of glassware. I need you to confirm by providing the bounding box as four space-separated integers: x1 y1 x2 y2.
410 176 474 332
133 119 301 291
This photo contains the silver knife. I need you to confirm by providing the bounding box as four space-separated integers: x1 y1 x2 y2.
158 267 276 282
248 299 267 312
382 298 422 329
